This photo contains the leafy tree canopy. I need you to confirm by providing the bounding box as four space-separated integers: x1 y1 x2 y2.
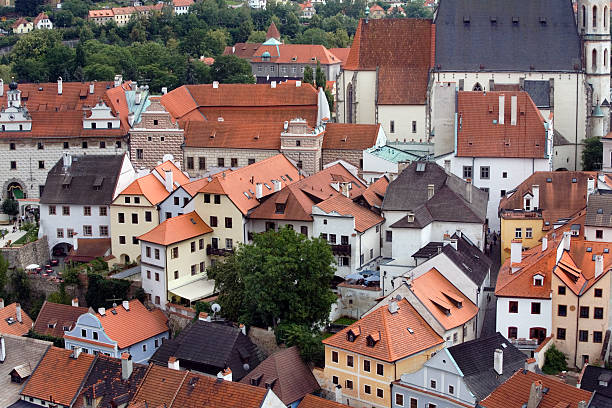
582 136 603 171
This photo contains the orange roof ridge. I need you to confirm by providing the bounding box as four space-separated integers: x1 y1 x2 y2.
138 211 212 245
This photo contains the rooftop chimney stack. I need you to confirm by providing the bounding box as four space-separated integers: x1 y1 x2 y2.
98 307 106 316
511 239 523 271
532 185 539 209
0 298 4 309
498 95 505 124
89 82 95 94
272 180 281 192
135 88 142 105
388 299 399 314
541 236 548 252
212 81 219 89
63 153 72 168
0 78 4 97
114 74 122 88
72 347 82 359
122 300 130 311
198 312 211 322
255 183 263 199
334 385 343 403
164 169 173 193
595 255 604 278
161 87 168 95
0 336 4 362
493 348 503 375
15 303 22 323
219 367 232 382
121 353 133 380
72 298 79 307
239 324 246 335
510 95 517 125
57 76 63 95
271 81 277 88
563 231 572 251
527 380 544 408
466 179 473 203
168 356 180 370
450 238 458 250
587 177 596 201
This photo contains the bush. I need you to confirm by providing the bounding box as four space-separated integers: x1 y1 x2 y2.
542 345 568 374
276 323 325 367
2 198 18 216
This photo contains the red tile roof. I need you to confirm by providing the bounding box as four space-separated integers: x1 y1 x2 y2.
249 163 366 221
322 298 444 362
65 238 111 263
118 174 171 206
197 154 300 215
21 347 95 406
323 123 380 150
88 9 113 17
480 370 591 408
315 194 383 233
131 364 189 408
223 43 262 59
173 0 193 6
0 302 33 336
33 301 89 338
138 211 212 245
184 121 284 149
457 91 547 158
95 300 168 349
329 48 351 66
154 161 190 186
266 22 281 40
344 19 434 105
297 394 349 408
358 175 389 208
12 17 30 29
34 12 49 24
252 44 342 65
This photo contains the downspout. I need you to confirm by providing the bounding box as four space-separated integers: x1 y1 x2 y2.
375 66 379 125
575 74 579 170
574 295 580 367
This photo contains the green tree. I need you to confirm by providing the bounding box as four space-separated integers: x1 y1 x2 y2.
542 345 568 374
207 226 336 328
403 0 433 18
303 65 314 85
211 54 254 83
85 273 131 309
2 198 18 216
15 0 44 16
315 61 326 89
582 136 603 170
0 253 8 296
276 323 325 366
10 269 30 303
247 30 267 43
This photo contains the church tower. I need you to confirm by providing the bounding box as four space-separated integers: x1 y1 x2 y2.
579 0 611 137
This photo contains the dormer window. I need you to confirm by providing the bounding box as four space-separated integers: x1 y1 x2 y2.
533 274 543 286
366 333 380 347
346 327 360 342
275 203 285 214
407 212 415 223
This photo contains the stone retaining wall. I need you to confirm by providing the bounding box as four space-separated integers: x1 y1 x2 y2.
0 236 50 270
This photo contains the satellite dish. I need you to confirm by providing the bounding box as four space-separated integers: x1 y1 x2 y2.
211 303 221 313
243 363 250 371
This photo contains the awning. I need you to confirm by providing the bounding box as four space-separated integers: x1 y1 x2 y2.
11 189 23 199
169 278 216 302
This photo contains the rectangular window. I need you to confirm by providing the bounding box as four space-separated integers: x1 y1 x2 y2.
145 211 152 222
225 217 232 228
248 158 256 165
191 264 196 276
531 302 541 314
66 229 73 238
99 225 108 236
84 206 91 216
132 236 138 244
390 120 395 133
411 121 416 133
301 226 308 235
225 238 233 250
430 379 437 389
119 236 126 244
99 206 107 216
579 330 589 342
463 166 473 179
376 363 384 376
199 238 204 250
81 329 86 337
147 270 151 279
363 359 370 372
346 355 353 367
62 206 70 216
200 261 205 272
191 241 196 253
515 228 522 238
155 272 159 281
329 234 336 244
9 143 15 150
134 197 140 204
557 327 566 340
199 157 206 169
100 141 106 148
508 327 518 339
118 213 125 223
136 149 144 160
204 194 211 203
594 331 603 343
210 216 218 227
364 384 371 394
187 157 194 170
596 229 604 239
82 141 88 149
594 307 604 319
171 247 179 259
345 380 353 390
395 394 404 407
125 197 131 203
449 385 455 394
558 304 567 317
509 301 518 313
376 388 384 398
93 332 98 340
10 161 16 169
214 194 221 204
231 158 238 167
154 248 160 259
217 157 225 167
331 350 338 363
558 285 566 295
580 306 589 318
595 288 603 297
146 246 151 258
57 228 64 238
132 213 138 224
332 376 338 385
526 228 533 239
480 166 490 179
38 160 44 169
49 206 56 215
410 398 418 408
386 231 392 242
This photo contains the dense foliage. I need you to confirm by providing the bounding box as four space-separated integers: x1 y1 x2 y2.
85 273 132 309
542 345 568 374
582 136 603 171
207 226 337 329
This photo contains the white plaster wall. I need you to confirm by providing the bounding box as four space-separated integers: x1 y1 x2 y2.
362 150 399 183
584 225 612 241
248 219 314 239
381 210 407 258
159 188 192 222
496 296 552 340
378 105 427 144
140 242 167 309
40 204 110 250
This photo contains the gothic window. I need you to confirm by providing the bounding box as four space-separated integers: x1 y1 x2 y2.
583 5 587 28
346 83 354 124
472 82 483 91
593 48 598 71
593 5 598 28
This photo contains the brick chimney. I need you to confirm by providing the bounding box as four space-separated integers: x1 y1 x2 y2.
72 298 79 307
168 356 180 370
494 348 503 375
121 353 133 380
15 303 22 323
527 380 543 408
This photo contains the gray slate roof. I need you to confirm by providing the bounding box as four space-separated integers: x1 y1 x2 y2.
383 162 487 225
579 366 612 408
0 334 52 407
40 154 125 205
448 332 527 401
586 194 612 228
523 80 551 108
442 232 492 286
434 0 582 72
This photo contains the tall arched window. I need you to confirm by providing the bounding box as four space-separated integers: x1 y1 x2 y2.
583 5 587 28
472 82 483 91
594 5 598 28
605 6 608 28
593 48 598 71
346 83 354 124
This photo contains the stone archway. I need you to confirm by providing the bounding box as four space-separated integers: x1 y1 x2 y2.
3 178 27 200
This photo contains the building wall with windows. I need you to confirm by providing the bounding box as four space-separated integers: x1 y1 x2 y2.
499 218 544 264
140 241 167 309
110 194 159 264
378 105 428 144
187 192 245 251
551 272 611 368
40 203 110 251
251 62 341 83
435 156 550 232
495 296 552 343
584 224 612 241
182 147 278 177
248 219 313 239
165 235 212 303
158 188 193 223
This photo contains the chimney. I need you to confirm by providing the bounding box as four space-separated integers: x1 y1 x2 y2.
525 358 537 372
15 303 22 323
296 80 301 87
255 183 263 199
578 402 587 408
121 353 133 380
444 160 450 173
72 347 82 359
466 179 473 203
63 153 72 167
510 95 517 125
239 323 246 335
272 180 281 192
527 380 543 408
57 76 63 95
587 177 596 200
89 82 95 94
198 312 211 321
168 356 180 370
131 81 138 91
219 367 232 381
563 231 571 251
595 255 604 278
72 298 79 307
0 298 4 309
341 182 350 198
532 185 540 209
135 89 142 105
98 307 106 316
334 385 343 403
122 300 130 311
427 184 435 200
73 233 79 251
161 87 168 95
443 233 451 246
388 299 399 314
498 95 505 125
542 236 548 252
164 169 173 193
511 239 523 271
493 348 503 375
0 78 4 97
450 238 458 250
114 74 122 88
128 112 135 126
212 81 219 89
0 336 4 362
271 81 276 88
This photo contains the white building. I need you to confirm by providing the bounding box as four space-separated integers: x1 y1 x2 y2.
172 0 193 14
34 12 53 29
39 153 134 256
435 91 553 232
248 0 265 9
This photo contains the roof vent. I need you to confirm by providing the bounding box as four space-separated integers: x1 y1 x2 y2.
598 208 604 214
407 327 414 334
539 16 547 25
572 178 577 183
463 15 470 24
512 16 519 24
490 16 497 23
190 218 196 224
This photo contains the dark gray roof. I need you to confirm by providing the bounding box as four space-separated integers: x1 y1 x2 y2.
442 232 492 286
580 366 612 398
523 80 550 108
383 162 487 225
434 0 582 72
586 194 612 228
150 320 263 381
448 332 527 401
40 155 125 205
412 242 443 259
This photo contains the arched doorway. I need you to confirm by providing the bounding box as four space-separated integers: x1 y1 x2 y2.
52 242 73 257
120 254 131 264
7 182 25 200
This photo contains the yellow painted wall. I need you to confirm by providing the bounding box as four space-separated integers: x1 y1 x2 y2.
191 192 245 252
166 235 212 285
500 217 544 263
110 194 159 263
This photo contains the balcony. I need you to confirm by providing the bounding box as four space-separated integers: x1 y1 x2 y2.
331 244 351 256
206 245 234 256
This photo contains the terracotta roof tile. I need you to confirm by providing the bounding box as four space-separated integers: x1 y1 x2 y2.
252 44 341 65
315 194 383 233
358 175 389 208
266 22 281 40
329 48 351 66
65 238 111 263
322 298 444 362
480 370 591 408
457 91 547 158
184 121 284 149
21 347 95 406
33 12 49 24
322 123 380 150
1 81 113 108
173 0 193 7
411 268 479 330
298 394 349 408
95 300 168 349
154 161 190 186
138 211 212 245
0 302 33 336
33 301 89 338
222 42 262 59
118 174 170 205
131 364 189 407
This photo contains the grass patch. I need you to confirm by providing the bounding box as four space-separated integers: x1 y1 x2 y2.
333 317 357 326
13 226 38 245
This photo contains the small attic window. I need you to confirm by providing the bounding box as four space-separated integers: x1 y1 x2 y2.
587 247 593 252
598 208 604 214
545 221 550 226
512 16 519 24
275 203 285 214
190 218 196 225
605 248 609 253
490 16 497 24
592 254 597 261
264 183 271 190
366 333 380 347
93 176 104 190
407 327 414 334
546 178 552 183
346 328 360 342
285 174 293 182
539 16 547 25
250 374 263 386
533 275 543 286
572 178 577 183
243 192 251 199
463 15 470 24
